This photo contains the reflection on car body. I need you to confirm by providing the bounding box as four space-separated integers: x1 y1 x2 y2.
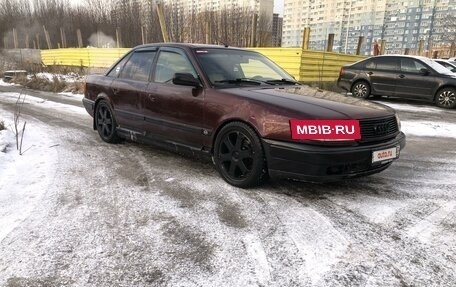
83 43 406 188
337 55 456 109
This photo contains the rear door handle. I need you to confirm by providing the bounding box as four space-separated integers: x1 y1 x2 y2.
112 88 120 95
398 74 405 79
147 93 156 102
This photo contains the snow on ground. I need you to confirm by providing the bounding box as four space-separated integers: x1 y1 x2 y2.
374 101 446 114
28 72 84 83
401 120 456 138
0 92 86 115
0 79 18 86
0 114 58 242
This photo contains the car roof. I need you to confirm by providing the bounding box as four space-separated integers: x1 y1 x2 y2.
133 42 248 51
370 54 430 61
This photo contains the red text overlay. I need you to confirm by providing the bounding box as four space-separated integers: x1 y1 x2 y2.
290 119 361 140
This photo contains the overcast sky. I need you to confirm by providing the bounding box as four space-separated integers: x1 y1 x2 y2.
274 0 284 15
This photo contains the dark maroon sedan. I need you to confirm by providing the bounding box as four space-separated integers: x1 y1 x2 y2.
83 43 406 187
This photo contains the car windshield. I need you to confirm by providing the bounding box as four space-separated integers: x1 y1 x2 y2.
422 58 454 75
194 48 297 87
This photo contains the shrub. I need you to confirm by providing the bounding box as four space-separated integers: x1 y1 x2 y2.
0 120 5 131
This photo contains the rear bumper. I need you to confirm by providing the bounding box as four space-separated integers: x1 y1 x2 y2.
263 132 406 182
337 77 351 92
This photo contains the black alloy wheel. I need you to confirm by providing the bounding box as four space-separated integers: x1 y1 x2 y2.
351 81 371 99
435 88 456 109
214 122 266 188
95 101 120 143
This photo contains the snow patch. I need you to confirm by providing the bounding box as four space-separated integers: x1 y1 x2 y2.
401 120 456 138
0 79 17 86
243 234 271 285
275 204 349 285
0 115 58 241
0 92 86 115
375 101 445 114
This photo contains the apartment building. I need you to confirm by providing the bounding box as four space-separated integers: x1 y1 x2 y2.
282 0 455 55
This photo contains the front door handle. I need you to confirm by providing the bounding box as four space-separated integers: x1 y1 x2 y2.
398 74 405 79
367 71 373 75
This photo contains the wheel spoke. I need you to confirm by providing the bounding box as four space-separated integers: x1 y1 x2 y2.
223 137 234 152
220 152 231 162
238 160 249 174
239 150 252 160
228 162 236 177
102 125 110 136
234 132 243 150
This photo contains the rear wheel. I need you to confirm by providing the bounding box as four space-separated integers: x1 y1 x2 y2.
213 122 267 188
351 81 371 99
435 88 456 109
95 101 120 143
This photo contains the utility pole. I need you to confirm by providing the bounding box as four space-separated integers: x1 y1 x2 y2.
156 3 170 42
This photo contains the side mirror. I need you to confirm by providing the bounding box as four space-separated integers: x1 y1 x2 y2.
419 68 430 76
172 73 202 87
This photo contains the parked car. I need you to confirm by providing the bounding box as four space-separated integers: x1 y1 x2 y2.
434 59 456 73
83 43 405 187
337 55 456 109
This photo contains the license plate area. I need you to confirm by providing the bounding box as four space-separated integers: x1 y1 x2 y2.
372 146 399 164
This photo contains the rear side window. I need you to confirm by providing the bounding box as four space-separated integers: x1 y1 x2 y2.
400 58 426 73
119 51 156 82
373 57 399 71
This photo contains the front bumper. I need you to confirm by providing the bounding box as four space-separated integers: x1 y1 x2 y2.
263 132 406 182
83 98 95 117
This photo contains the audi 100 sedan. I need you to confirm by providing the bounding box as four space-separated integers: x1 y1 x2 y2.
83 43 406 188
337 55 456 109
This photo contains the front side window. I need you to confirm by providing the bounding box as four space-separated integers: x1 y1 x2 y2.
119 51 156 81
154 51 197 83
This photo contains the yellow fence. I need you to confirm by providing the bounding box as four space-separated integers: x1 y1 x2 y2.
41 48 130 69
40 47 365 82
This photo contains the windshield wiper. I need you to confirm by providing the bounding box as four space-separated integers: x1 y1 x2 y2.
214 78 263 85
264 79 299 85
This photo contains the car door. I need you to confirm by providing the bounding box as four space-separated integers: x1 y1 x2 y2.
143 47 205 149
365 57 399 96
396 57 438 100
109 49 157 132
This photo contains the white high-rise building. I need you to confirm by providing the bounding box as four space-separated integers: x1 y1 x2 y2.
282 0 455 55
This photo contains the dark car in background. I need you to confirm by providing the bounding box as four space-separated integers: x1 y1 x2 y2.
83 43 405 187
337 55 456 109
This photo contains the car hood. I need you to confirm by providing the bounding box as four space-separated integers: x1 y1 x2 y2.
224 85 396 119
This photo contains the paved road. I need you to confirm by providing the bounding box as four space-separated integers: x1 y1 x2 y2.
1 86 455 287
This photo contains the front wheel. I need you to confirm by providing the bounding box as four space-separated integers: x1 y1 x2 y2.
435 88 456 109
95 101 120 143
351 81 371 99
213 122 267 188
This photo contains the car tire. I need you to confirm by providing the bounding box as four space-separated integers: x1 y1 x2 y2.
351 81 371 99
95 100 120 143
213 122 267 188
435 88 456 109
